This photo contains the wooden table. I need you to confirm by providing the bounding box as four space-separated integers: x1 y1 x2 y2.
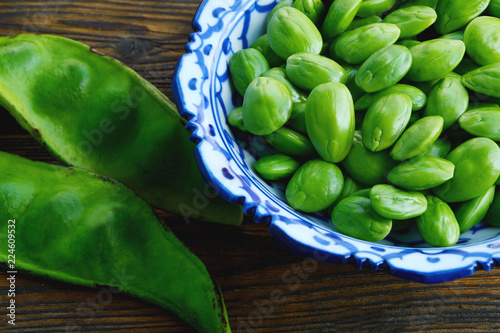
1 1 500 332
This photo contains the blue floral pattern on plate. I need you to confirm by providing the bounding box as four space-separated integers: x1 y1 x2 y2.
172 0 500 284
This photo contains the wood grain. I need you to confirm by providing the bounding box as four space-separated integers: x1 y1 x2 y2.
1 1 500 332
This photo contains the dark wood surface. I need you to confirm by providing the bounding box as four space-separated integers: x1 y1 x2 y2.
1 1 500 332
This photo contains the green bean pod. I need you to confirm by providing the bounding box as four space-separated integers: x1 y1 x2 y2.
416 196 460 247
0 34 243 225
0 152 231 333
306 82 355 163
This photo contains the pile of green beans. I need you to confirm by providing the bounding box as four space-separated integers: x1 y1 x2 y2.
228 0 500 246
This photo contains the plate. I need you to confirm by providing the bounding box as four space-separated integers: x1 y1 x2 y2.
172 0 500 284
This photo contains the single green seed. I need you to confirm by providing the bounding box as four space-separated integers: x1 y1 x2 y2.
227 106 247 132
361 93 412 152
382 6 437 38
322 0 363 40
306 82 355 163
416 195 460 247
407 39 465 82
357 0 398 17
388 156 455 191
355 45 412 93
286 159 344 213
287 102 308 135
423 75 469 130
369 184 428 220
455 186 496 233
342 131 396 185
254 154 301 181
399 0 438 9
433 138 500 203
462 63 500 98
286 53 347 91
332 196 392 242
229 48 270 96
267 7 323 59
250 34 285 68
459 108 500 141
355 84 427 111
390 116 443 161
242 77 292 135
435 0 490 35
264 127 316 157
332 23 401 65
293 0 326 25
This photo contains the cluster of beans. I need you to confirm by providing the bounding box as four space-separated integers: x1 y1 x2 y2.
227 0 500 246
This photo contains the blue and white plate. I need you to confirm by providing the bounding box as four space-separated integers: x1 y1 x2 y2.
172 0 500 284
